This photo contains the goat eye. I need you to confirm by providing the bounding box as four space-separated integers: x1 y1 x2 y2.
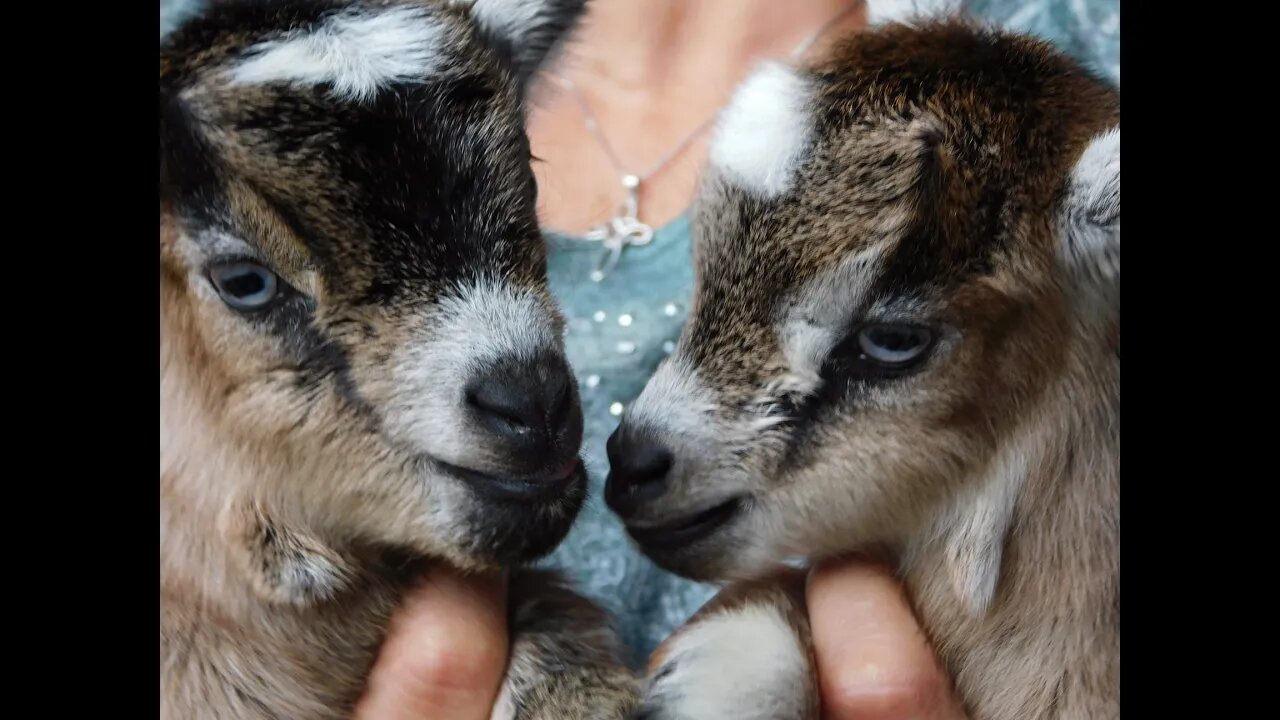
855 324 933 367
209 261 279 311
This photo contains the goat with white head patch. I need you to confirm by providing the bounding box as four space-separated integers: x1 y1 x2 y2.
160 1 639 717
605 2 1119 718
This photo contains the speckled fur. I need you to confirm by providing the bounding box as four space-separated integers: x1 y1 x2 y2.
617 18 1119 720
160 1 636 717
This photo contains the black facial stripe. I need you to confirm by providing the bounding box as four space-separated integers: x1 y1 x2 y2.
159 93 227 226
163 3 548 298
247 295 374 420
775 385 837 472
349 78 538 287
872 182 1008 298
220 72 541 304
300 339 373 421
769 334 927 470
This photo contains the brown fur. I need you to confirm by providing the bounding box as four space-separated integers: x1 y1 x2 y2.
611 18 1119 720
160 2 636 717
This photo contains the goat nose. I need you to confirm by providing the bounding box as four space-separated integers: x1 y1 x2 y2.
465 353 582 460
604 426 673 518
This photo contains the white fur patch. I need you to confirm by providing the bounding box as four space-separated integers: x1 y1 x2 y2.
923 421 1048 615
743 247 894 433
779 319 837 382
770 245 890 388
383 279 558 462
866 0 966 25
431 279 557 367
643 603 811 720
748 320 834 433
230 6 444 102
709 62 815 198
1059 127 1120 283
275 545 349 603
1067 128 1121 223
466 0 542 44
748 366 823 433
625 357 719 442
488 685 516 720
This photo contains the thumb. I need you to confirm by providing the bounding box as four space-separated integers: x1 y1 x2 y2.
354 566 509 720
807 558 970 720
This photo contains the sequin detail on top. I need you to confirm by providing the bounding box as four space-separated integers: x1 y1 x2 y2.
540 213 715 667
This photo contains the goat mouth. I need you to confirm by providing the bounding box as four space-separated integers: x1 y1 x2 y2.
437 458 583 504
625 497 744 551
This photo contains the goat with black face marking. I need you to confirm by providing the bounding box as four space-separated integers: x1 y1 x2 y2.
606 4 1119 719
160 1 637 717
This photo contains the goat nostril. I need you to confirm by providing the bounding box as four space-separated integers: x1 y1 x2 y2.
626 446 672 490
465 382 537 434
464 354 581 458
605 428 675 516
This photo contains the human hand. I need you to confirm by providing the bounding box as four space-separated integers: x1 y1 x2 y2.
808 558 971 720
354 566 509 720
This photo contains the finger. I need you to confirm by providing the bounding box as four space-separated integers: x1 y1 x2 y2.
354 566 509 720
807 558 969 720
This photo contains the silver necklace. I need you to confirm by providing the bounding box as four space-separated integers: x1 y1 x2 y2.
557 2 860 282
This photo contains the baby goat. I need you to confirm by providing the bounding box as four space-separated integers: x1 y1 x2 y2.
606 4 1119 720
160 1 636 717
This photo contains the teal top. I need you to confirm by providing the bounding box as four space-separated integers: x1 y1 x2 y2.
538 214 710 666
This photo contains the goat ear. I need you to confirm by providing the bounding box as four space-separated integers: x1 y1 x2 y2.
1058 127 1120 288
221 499 353 606
462 0 588 93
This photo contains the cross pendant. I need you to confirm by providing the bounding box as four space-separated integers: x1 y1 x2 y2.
584 175 654 282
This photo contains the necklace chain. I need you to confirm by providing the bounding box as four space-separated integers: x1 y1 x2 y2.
558 2 861 281
557 77 720 186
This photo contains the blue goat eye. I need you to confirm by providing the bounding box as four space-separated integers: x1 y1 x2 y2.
210 261 279 311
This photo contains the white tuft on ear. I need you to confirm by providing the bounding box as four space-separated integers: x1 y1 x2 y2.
463 0 586 86
709 62 815 199
866 0 966 25
467 0 545 42
230 6 444 102
1059 127 1120 284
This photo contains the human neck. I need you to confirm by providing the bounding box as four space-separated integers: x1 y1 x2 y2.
527 0 865 235
565 0 862 91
